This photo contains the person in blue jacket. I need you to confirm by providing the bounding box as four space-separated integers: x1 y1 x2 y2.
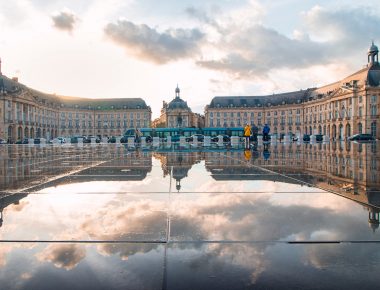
263 124 270 142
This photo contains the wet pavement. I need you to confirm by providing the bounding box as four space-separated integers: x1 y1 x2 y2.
0 141 379 289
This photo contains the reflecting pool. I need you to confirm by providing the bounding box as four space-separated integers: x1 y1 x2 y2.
0 141 379 289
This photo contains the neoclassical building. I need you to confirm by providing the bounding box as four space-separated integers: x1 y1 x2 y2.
0 72 151 141
153 85 204 128
205 42 380 139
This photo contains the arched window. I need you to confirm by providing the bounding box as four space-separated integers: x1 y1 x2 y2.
371 122 377 138
346 123 351 137
358 123 363 134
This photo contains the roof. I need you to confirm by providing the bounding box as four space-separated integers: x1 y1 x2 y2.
208 63 380 109
167 97 191 111
0 74 150 110
208 89 312 108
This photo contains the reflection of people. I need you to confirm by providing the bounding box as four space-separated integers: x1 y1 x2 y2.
263 124 270 142
263 148 271 160
244 123 251 148
244 148 252 161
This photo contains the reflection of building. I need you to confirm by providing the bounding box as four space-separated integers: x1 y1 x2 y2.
153 86 204 128
154 151 202 191
205 43 380 139
203 142 380 230
0 73 151 141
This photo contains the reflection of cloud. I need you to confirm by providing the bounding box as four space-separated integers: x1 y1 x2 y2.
104 19 204 64
37 244 85 270
51 9 77 32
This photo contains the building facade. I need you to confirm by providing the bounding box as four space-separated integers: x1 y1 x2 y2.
153 85 204 128
205 43 380 139
0 75 151 141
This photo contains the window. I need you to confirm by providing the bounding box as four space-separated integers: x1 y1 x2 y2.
359 107 362 117
371 95 377 103
210 112 213 117
359 96 362 103
371 105 377 116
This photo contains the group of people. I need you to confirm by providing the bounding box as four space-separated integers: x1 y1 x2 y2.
243 123 270 148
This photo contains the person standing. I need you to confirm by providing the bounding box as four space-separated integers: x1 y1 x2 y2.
244 123 251 148
263 124 270 142
135 128 142 143
251 123 258 142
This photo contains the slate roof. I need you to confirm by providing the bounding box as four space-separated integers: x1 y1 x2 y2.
0 74 150 110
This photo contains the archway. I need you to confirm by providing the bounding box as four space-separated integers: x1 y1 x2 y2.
339 124 344 140
7 126 13 142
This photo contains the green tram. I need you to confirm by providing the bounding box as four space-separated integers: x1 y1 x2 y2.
124 127 244 141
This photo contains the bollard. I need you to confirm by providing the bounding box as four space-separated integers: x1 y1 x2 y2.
153 137 160 147
180 136 186 146
310 135 317 144
116 136 121 144
65 137 71 144
257 135 263 146
283 135 290 143
128 137 135 148
231 136 239 146
28 138 34 145
192 136 198 146
203 136 211 146
166 136 172 146
323 135 330 143
91 137 96 145
101 137 108 144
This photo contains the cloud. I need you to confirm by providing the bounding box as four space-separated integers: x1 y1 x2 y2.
104 19 204 64
191 4 380 79
51 9 77 32
37 244 86 270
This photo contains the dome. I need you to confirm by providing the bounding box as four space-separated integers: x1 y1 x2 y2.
167 97 190 110
368 41 379 53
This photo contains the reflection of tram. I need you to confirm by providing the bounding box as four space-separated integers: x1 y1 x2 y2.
124 127 244 139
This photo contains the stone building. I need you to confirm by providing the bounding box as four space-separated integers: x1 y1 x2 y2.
0 74 151 141
153 85 204 128
205 42 380 139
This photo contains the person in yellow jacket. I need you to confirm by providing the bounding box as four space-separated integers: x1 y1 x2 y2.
243 123 251 148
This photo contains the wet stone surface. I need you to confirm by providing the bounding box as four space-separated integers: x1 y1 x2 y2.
0 141 379 289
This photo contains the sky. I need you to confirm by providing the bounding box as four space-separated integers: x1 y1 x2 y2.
0 0 380 118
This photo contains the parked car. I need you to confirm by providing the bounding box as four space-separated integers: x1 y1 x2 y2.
211 135 230 142
303 134 310 142
33 138 41 144
107 136 116 143
315 134 324 142
0 139 7 144
348 134 375 141
187 134 204 142
49 137 66 144
15 138 29 144
84 136 100 143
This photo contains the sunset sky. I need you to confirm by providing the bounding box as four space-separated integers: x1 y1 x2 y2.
0 0 379 118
